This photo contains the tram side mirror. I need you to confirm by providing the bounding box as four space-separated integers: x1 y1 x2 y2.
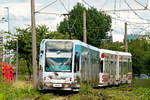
40 50 44 54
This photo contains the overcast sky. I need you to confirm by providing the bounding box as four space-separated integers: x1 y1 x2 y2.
0 0 150 42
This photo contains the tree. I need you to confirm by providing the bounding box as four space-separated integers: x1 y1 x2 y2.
0 46 2 62
100 42 124 51
128 39 150 75
57 3 112 47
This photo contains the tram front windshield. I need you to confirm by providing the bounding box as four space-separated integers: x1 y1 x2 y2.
45 41 73 72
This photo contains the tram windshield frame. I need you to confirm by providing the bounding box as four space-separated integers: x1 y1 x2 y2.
45 41 73 72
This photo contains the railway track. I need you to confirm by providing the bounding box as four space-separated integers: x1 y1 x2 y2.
34 90 75 100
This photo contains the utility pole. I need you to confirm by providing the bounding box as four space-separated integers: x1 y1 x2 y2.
31 0 37 89
83 10 87 43
124 22 128 52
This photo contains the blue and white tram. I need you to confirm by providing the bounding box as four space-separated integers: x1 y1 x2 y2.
39 39 100 91
39 39 132 91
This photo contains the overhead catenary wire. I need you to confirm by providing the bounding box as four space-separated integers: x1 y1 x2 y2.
81 0 139 37
110 12 138 25
137 24 150 35
35 0 150 39
81 0 150 38
124 0 150 22
103 8 145 12
146 0 149 8
100 0 109 11
112 12 150 36
112 13 128 22
36 0 58 13
109 11 150 25
81 0 93 8
59 0 69 13
58 0 78 38
134 0 150 12
128 24 139 34
134 0 148 9
35 12 68 16
119 0 122 8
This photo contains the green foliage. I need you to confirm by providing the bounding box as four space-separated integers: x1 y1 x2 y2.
70 83 150 100
128 39 150 75
58 3 112 47
100 41 124 51
39 94 55 100
132 87 150 100
0 43 2 62
0 81 58 100
135 79 150 88
0 81 150 100
0 81 37 100
79 83 93 95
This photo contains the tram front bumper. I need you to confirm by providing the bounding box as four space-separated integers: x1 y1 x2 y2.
42 82 74 90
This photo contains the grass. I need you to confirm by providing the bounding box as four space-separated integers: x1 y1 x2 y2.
0 81 59 100
0 81 39 100
134 79 150 88
69 82 150 100
0 79 150 100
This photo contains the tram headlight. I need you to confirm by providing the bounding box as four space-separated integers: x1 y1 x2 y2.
44 77 50 81
65 77 72 82
64 83 72 88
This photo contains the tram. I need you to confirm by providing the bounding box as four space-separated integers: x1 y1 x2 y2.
39 39 132 91
99 49 132 86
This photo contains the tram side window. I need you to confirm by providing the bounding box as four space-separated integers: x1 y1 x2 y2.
128 61 132 72
127 59 129 72
105 57 110 73
123 62 127 74
74 52 80 73
113 61 116 73
110 61 113 74
100 61 103 73
121 62 124 74
130 62 132 72
119 62 121 74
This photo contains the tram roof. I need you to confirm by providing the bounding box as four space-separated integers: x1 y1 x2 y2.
117 51 132 56
99 49 132 56
41 39 100 51
42 39 80 43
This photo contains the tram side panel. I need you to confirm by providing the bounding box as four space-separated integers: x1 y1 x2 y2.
73 44 82 90
118 53 132 84
99 52 109 86
127 56 132 83
89 48 100 86
80 45 100 87
99 50 132 86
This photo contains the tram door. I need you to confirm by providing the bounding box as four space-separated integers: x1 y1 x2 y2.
113 61 117 85
74 45 81 84
110 56 116 85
